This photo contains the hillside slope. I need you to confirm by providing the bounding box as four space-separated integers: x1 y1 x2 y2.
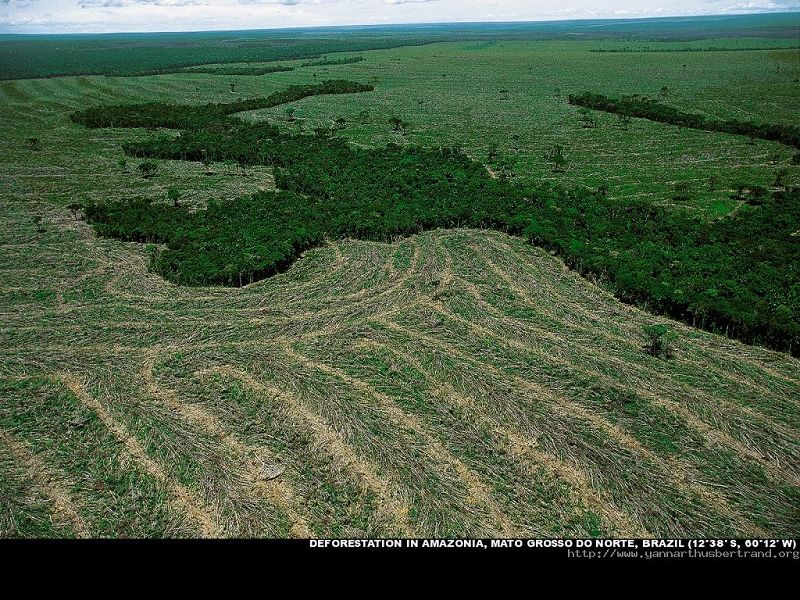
1 202 798 537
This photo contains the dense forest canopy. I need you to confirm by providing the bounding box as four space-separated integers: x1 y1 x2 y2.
73 80 800 355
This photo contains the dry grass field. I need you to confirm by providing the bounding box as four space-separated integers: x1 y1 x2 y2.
1 36 799 538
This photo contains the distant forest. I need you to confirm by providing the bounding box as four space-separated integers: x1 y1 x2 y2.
0 36 421 80
2 12 798 79
73 80 800 354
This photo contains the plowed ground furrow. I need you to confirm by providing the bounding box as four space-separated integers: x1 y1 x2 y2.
432 293 799 534
287 341 517 537
294 334 628 537
232 344 503 537
0 90 60 122
101 238 415 319
355 337 648 538
198 363 417 536
372 316 745 537
434 274 797 474
101 242 344 309
406 299 798 535
0 377 192 537
472 287 800 445
58 373 226 537
450 282 799 460
74 77 131 102
190 366 392 538
0 81 33 103
24 79 85 112
453 235 800 428
436 281 800 484
298 241 391 301
0 440 74 538
277 353 504 537
292 236 421 305
144 348 309 537
484 235 800 395
248 242 423 331
0 429 88 538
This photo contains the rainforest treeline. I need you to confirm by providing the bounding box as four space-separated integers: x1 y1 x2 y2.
74 84 800 354
568 92 800 148
185 65 295 76
0 35 427 80
69 80 373 130
301 56 365 67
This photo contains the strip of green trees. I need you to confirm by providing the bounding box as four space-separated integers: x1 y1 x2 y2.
185 65 295 76
74 84 800 354
70 80 373 130
301 56 366 67
568 92 800 148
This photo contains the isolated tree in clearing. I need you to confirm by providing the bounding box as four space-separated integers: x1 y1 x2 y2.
67 203 83 219
138 161 158 179
546 145 567 172
642 324 677 358
167 187 181 208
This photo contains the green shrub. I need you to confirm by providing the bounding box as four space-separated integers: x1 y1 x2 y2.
167 187 181 207
642 324 677 358
138 161 158 179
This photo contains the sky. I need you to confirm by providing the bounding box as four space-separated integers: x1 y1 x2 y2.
0 0 798 34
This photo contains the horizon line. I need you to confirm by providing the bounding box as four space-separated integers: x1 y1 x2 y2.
1 9 798 37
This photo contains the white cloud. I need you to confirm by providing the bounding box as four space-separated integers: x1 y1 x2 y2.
0 0 798 33
78 1 209 6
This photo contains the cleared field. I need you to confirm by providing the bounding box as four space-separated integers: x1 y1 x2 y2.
1 200 799 537
1 36 799 538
